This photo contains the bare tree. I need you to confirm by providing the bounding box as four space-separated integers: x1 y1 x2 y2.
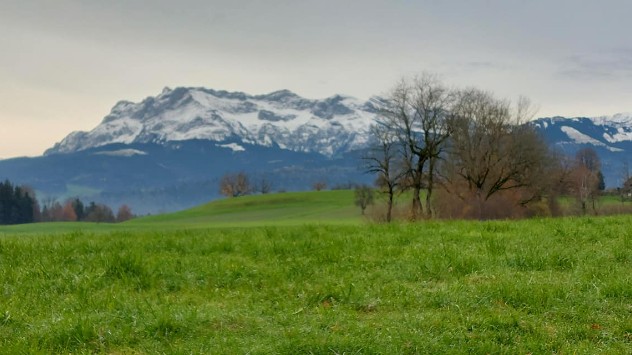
354 185 374 215
444 89 548 218
61 201 78 221
548 149 576 196
40 196 57 222
573 147 602 214
219 172 251 197
377 74 456 219
541 149 577 216
254 175 273 194
50 202 64 222
312 181 327 191
576 147 600 173
622 176 632 202
84 202 115 223
619 160 630 203
116 204 134 222
363 124 406 222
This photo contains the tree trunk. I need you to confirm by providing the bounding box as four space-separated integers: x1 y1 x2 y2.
387 189 393 223
477 189 484 220
425 158 436 219
412 186 422 220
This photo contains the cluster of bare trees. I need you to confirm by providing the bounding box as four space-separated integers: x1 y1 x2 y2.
550 147 605 214
365 74 554 221
40 197 134 223
219 172 273 197
619 161 632 202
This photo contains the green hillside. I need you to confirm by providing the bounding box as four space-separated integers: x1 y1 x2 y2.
130 189 365 228
0 190 369 235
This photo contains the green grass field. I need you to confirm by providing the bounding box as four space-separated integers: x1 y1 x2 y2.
1 191 632 353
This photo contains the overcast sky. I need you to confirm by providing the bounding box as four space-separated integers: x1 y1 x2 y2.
2 0 632 158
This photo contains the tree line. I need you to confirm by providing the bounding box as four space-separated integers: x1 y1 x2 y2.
40 198 133 223
218 172 273 197
0 180 37 225
0 179 134 225
364 74 608 221
217 172 336 197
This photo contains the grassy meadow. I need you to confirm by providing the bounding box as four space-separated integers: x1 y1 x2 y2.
1 191 632 353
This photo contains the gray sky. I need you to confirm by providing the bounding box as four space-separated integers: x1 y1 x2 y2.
2 0 632 158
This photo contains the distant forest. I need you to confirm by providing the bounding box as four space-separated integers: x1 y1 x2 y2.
0 180 36 225
0 179 133 225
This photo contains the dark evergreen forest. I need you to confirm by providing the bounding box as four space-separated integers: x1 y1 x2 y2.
0 180 36 225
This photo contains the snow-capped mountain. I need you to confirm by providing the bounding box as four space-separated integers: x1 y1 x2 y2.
532 113 632 151
45 87 378 157
532 113 632 187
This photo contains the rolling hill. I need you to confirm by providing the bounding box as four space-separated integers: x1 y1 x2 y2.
131 190 364 228
0 190 367 234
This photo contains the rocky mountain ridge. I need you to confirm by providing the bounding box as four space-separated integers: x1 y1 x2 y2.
45 87 378 157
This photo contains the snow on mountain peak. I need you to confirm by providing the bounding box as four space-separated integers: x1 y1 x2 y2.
256 89 300 102
45 87 378 156
592 112 632 127
533 113 632 152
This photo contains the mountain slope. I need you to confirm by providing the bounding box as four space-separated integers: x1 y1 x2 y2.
532 113 632 187
0 140 371 214
131 189 363 228
46 87 377 157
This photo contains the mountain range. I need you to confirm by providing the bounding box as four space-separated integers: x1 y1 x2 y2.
531 114 632 187
2 87 378 213
45 87 376 157
1 86 632 213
